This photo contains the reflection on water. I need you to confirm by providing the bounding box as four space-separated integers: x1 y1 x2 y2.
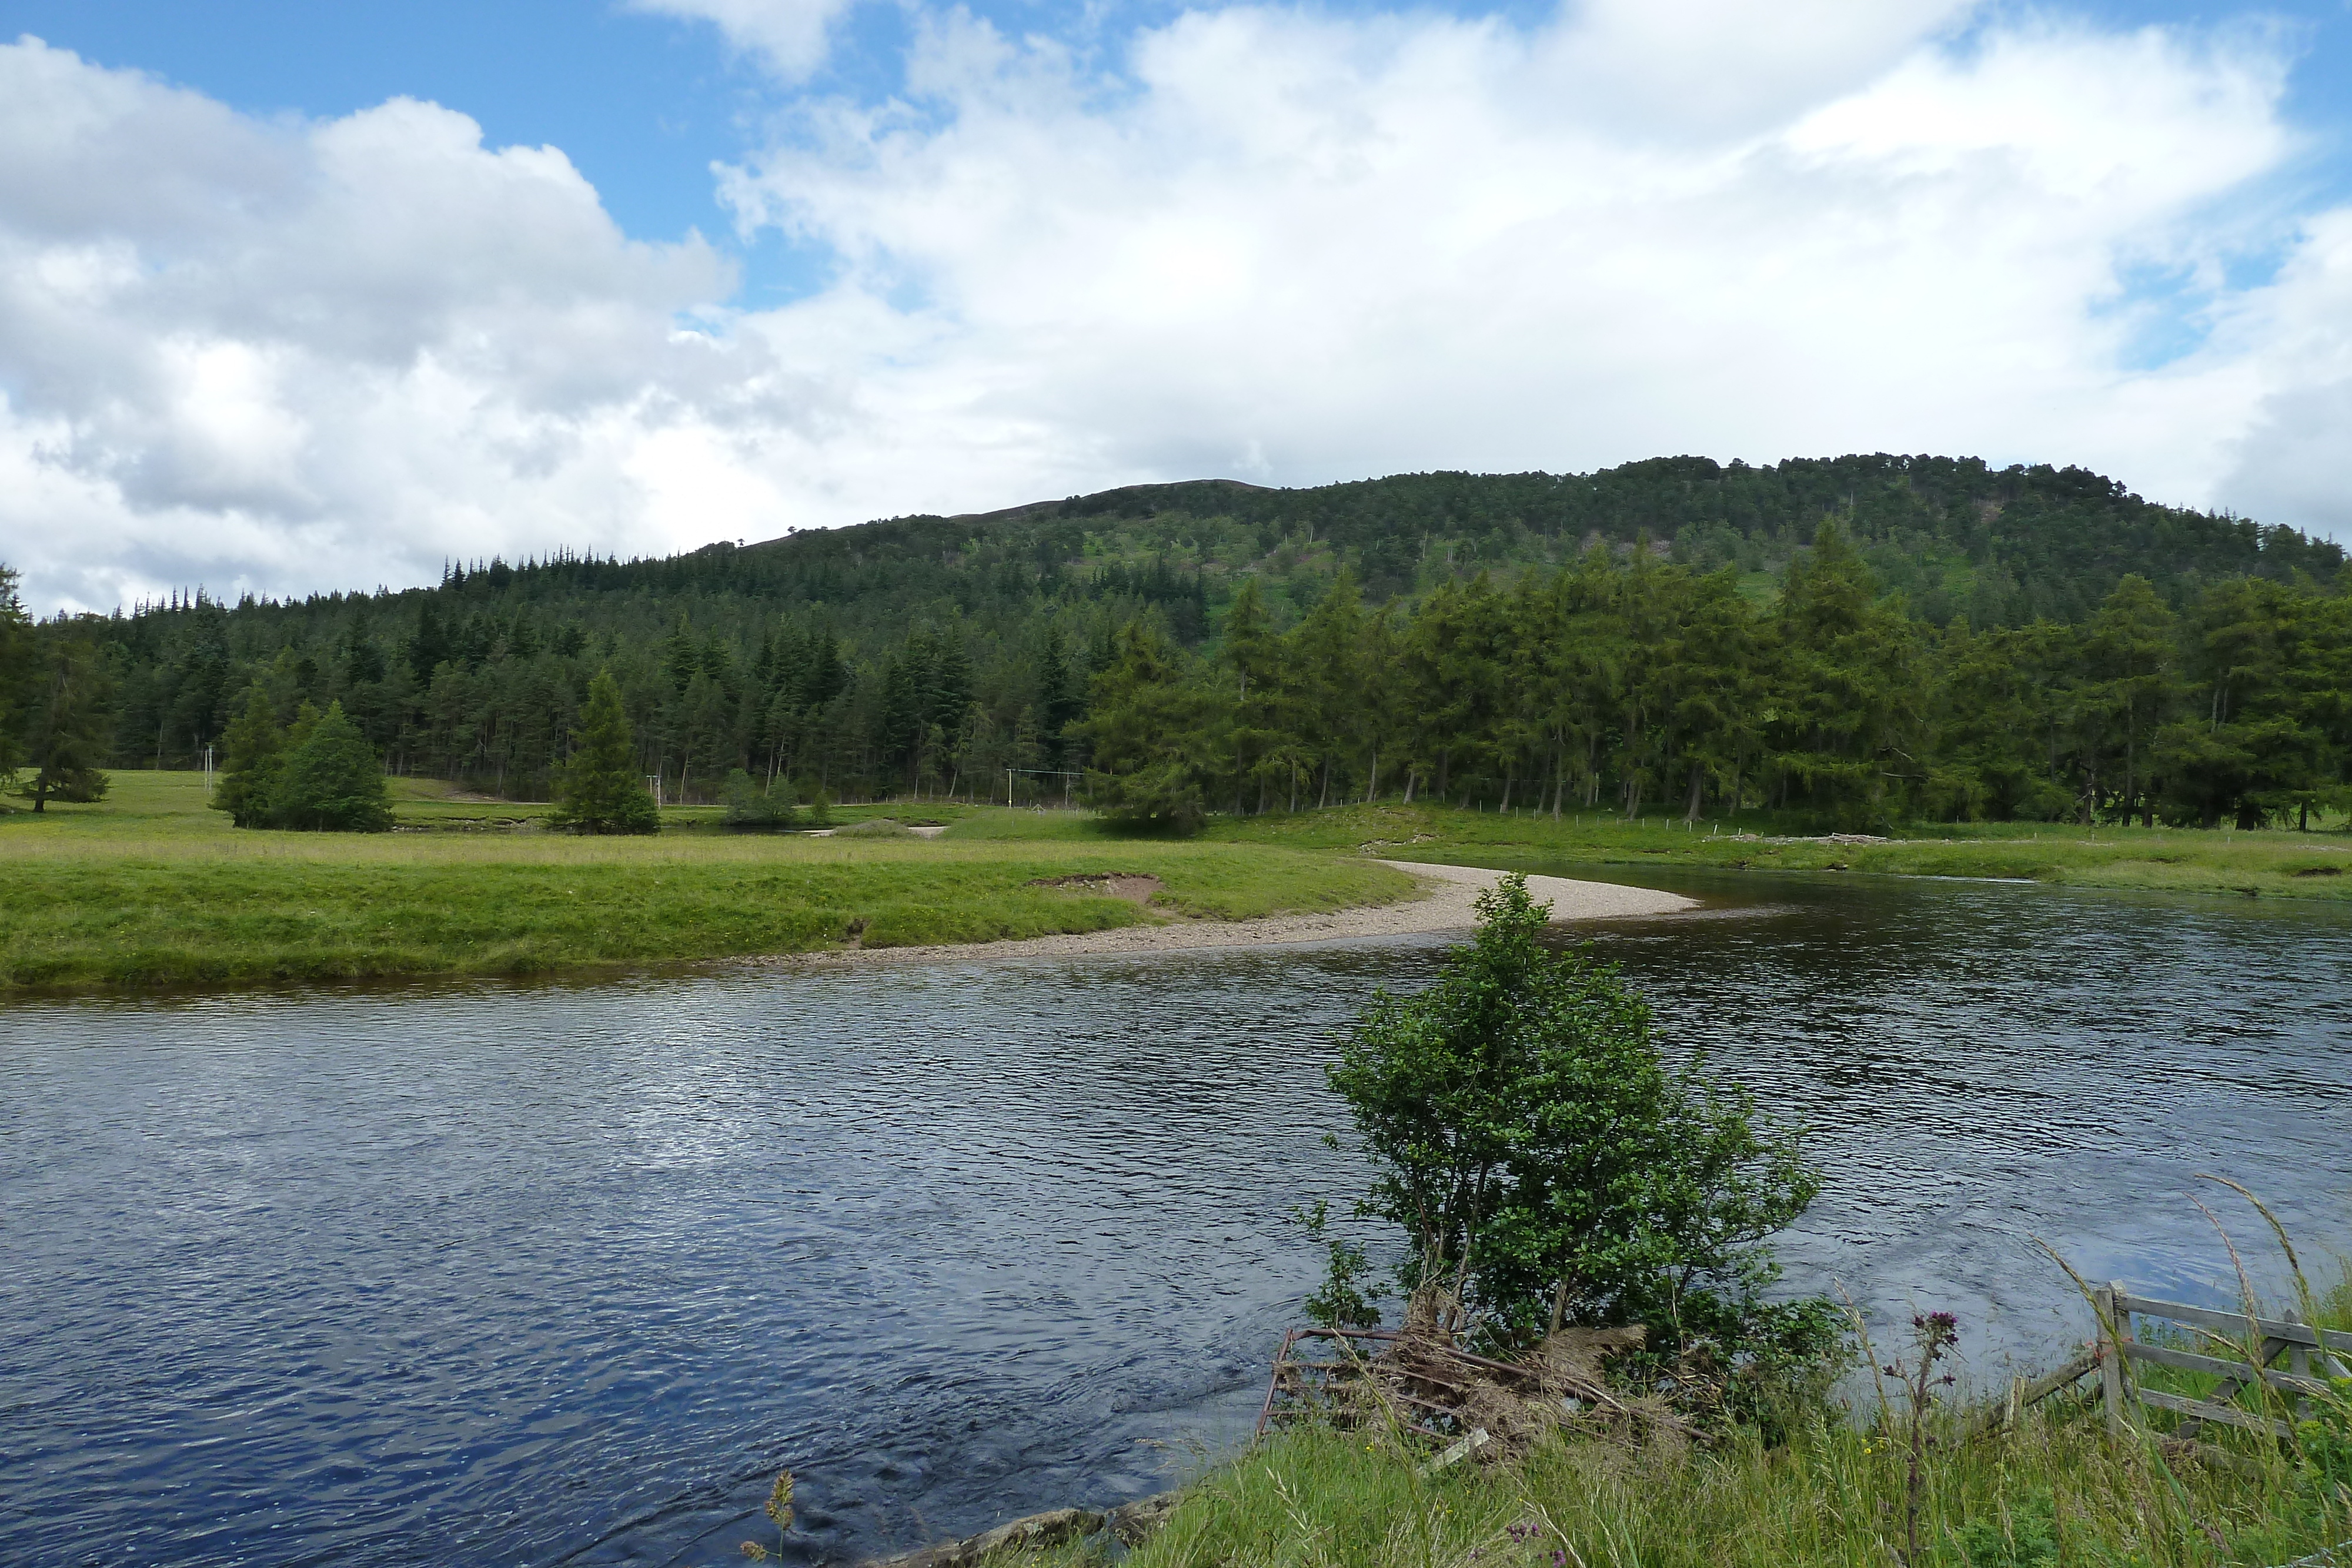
2 870 2347 1567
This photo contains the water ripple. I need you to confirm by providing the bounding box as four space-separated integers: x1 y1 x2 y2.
2 872 2348 1567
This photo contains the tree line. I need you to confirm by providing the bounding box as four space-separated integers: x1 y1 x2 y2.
3 456 2346 831
1078 526 2351 832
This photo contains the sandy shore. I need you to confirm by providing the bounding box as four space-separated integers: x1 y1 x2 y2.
781 860 1696 967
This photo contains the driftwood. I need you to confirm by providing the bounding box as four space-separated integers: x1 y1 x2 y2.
1258 1291 1689 1460
856 1492 1180 1568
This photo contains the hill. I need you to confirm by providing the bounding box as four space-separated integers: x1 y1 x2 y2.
7 453 2347 828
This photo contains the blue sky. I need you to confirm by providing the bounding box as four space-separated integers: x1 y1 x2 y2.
3 0 2350 609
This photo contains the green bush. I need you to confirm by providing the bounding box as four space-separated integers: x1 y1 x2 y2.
270 702 393 832
210 692 390 833
1326 873 1838 1413
722 768 799 830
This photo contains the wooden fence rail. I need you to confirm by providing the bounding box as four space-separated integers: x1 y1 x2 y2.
2094 1282 2352 1445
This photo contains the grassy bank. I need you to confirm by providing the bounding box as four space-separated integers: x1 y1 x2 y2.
1206 803 2352 905
1011 1270 2352 1568
1075 1404 2344 1568
0 773 1411 994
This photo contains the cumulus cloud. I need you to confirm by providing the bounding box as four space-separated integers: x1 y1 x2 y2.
724 2 2317 514
0 6 2346 614
627 0 860 81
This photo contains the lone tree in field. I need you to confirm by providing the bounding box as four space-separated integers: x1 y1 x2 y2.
0 564 33 791
1328 875 1832 1371
270 701 394 831
551 670 659 834
16 636 115 813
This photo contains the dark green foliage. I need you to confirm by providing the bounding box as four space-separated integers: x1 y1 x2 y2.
549 670 659 834
49 457 2352 830
16 636 115 812
722 767 799 830
1078 620 1217 833
0 564 35 787
269 702 393 831
1950 1490 2060 1568
212 684 288 827
1328 875 1830 1376
1293 1199 1389 1330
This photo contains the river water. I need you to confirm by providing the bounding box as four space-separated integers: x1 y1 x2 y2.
4 868 2349 1567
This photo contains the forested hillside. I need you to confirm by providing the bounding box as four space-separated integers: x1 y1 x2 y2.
4 453 2346 830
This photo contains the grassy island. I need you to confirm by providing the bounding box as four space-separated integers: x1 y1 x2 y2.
8 774 2347 995
1211 801 2352 906
0 772 1411 994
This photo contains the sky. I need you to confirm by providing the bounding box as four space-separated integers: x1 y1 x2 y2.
2 0 2350 614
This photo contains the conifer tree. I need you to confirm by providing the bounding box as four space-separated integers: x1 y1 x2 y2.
551 670 659 834
270 700 393 831
18 637 114 812
213 683 287 827
1078 620 1216 832
0 564 32 788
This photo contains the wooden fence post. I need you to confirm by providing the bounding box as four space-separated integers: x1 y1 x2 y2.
2096 1282 2132 1437
2284 1308 2313 1419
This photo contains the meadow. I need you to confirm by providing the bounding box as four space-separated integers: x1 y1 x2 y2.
1207 802 2352 905
0 773 1411 993
10 771 2349 995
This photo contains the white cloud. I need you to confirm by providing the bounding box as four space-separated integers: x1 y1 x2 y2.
721 2 2323 519
626 0 858 81
0 8 2346 614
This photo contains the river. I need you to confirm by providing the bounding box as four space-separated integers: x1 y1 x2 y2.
4 868 2348 1567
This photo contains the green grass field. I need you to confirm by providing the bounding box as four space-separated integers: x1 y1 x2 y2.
1208 802 2352 905
10 773 2348 994
0 773 1411 993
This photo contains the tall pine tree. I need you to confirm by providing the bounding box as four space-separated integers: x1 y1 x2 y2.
18 637 114 812
213 683 287 827
551 670 659 834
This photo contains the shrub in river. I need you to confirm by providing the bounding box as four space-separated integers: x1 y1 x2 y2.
1325 872 1838 1420
548 670 658 835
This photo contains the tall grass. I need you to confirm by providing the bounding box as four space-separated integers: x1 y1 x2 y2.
1010 1263 2352 1568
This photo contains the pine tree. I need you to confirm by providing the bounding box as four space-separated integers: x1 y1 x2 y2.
1077 620 1217 832
0 564 32 789
18 637 115 813
550 670 659 834
270 701 393 831
213 683 287 827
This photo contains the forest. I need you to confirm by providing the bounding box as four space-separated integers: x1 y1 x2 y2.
2 452 2346 831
